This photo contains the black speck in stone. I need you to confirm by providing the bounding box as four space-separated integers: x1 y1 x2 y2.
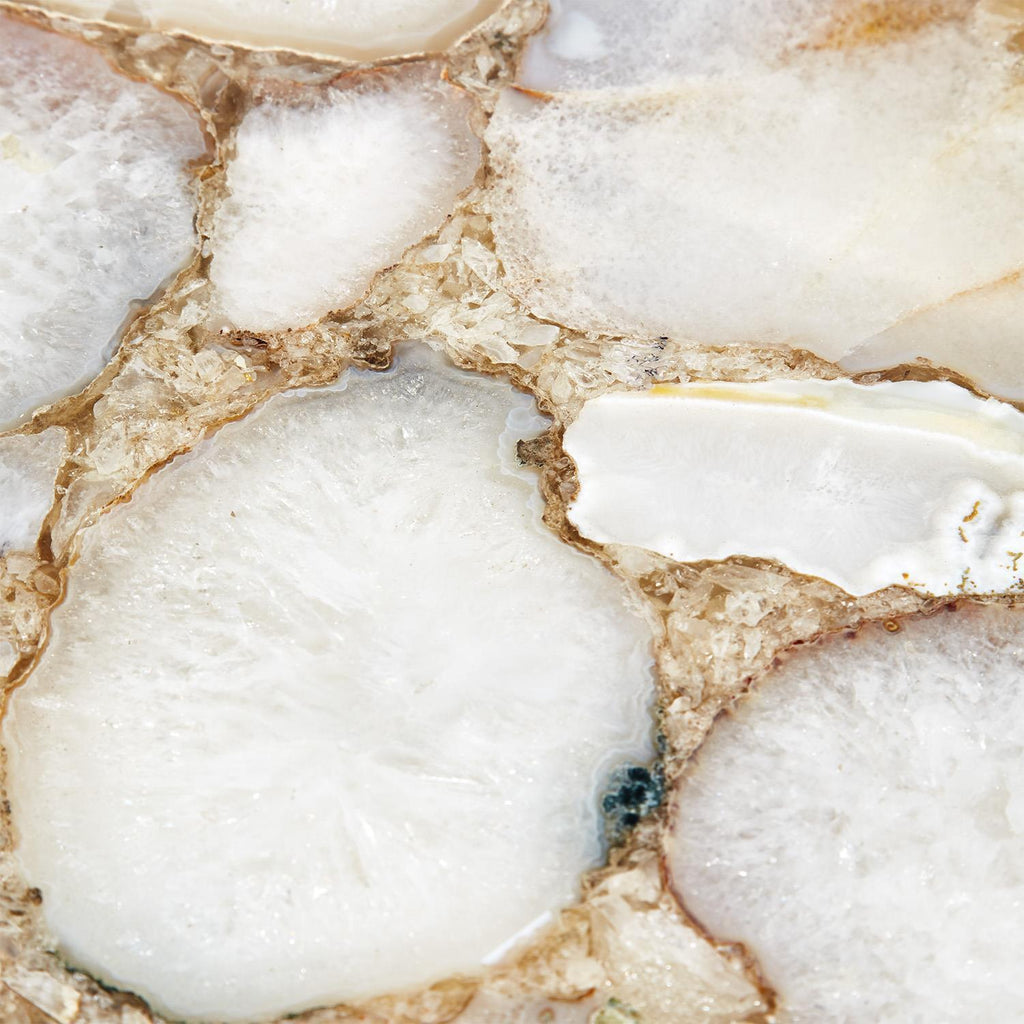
600 759 666 844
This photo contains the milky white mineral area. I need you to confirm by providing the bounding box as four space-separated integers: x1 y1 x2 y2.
0 14 206 429
489 0 1024 397
670 603 1024 1022
4 346 654 1022
210 66 479 332
0 429 65 555
563 378 1024 596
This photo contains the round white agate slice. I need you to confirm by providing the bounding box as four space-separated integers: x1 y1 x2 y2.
670 604 1024 1021
4 347 654 1022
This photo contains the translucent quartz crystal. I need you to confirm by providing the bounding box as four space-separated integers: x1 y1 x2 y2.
0 429 65 555
35 0 503 60
489 1 1024 397
0 14 205 428
562 378 1024 596
209 65 479 331
670 604 1024 1021
4 347 654 1022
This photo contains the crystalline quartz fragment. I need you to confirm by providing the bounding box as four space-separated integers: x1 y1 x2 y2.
488 0 1024 397
32 0 504 60
669 603 1024 1021
3 347 654 1022
209 65 480 332
0 428 65 556
562 378 1024 596
0 13 206 429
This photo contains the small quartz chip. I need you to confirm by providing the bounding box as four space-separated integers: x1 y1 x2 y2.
669 603 1024 1021
0 14 206 428
4 347 653 1022
562 378 1024 596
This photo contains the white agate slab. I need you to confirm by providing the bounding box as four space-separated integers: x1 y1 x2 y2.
29 0 503 60
4 347 654 1022
0 14 205 429
210 66 479 332
670 604 1024 1021
563 379 1024 596
0 429 66 556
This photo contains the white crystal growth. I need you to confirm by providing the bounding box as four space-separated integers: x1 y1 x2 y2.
669 603 1024 1021
0 429 65 555
562 378 1024 596
210 67 479 332
521 0 831 90
36 0 502 60
490 5 1024 397
4 347 654 1022
0 14 206 429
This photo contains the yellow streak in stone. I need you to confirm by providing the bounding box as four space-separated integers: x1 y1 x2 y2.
648 382 828 409
641 380 1024 457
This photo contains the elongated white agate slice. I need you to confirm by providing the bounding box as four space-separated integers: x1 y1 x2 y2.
30 0 503 60
0 14 206 429
210 65 479 332
563 379 1024 596
669 604 1024 1022
489 2 1024 397
4 347 654 1022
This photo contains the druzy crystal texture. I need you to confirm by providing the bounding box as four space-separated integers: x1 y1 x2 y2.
0 1 1022 1023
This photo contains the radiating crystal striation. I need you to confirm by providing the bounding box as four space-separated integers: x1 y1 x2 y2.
210 66 479 332
3 347 654 1022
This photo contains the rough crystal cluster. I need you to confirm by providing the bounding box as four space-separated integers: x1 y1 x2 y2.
0 0 1022 1022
